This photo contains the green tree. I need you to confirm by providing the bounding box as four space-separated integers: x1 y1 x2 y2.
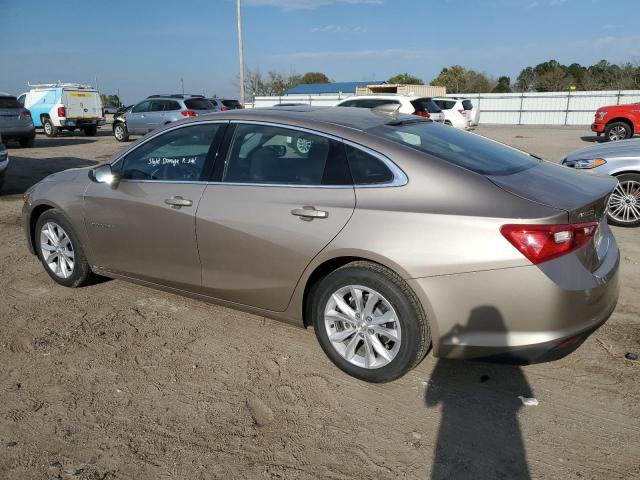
300 72 330 84
492 76 511 93
387 73 423 85
431 66 491 93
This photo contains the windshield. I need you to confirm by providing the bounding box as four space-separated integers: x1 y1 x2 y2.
369 121 539 176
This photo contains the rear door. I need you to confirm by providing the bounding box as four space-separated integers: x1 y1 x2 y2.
196 122 355 311
63 89 101 120
84 121 225 289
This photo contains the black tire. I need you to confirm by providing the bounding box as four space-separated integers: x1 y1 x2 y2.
83 125 98 136
19 136 35 147
35 209 95 287
607 173 640 228
113 123 129 142
604 121 632 142
43 117 58 137
311 261 431 383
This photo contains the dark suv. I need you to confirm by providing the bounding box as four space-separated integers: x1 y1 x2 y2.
113 95 217 142
0 93 36 147
209 98 243 111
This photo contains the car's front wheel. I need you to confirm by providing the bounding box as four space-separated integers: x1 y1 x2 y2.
311 261 431 382
113 123 129 142
605 122 632 141
608 173 640 227
35 210 95 287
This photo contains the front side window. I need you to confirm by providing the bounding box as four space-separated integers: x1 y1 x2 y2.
132 101 151 113
223 124 348 185
118 124 220 181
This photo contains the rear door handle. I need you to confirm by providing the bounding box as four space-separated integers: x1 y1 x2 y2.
164 196 193 209
291 206 329 220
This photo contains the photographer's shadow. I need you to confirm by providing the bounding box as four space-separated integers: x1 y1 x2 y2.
425 306 533 480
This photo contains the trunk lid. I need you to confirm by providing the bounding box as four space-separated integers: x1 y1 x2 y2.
63 89 102 119
488 160 617 272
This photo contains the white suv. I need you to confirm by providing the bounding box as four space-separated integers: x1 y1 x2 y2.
336 95 445 122
432 98 480 129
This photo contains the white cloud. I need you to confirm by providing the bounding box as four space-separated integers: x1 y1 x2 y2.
244 0 383 10
310 25 366 33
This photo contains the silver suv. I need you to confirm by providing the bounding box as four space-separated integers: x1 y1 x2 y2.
113 95 217 142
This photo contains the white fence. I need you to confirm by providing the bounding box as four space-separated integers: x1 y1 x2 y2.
249 90 640 126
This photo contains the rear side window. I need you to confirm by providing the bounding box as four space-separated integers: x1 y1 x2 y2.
184 98 214 110
411 99 441 114
345 144 394 185
222 100 241 108
434 100 456 110
370 122 538 176
462 100 473 110
0 96 21 108
223 124 348 185
132 101 151 113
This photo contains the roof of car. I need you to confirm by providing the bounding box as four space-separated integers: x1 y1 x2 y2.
201 106 421 132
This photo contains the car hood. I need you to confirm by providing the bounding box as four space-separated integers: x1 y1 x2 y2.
564 138 640 161
487 160 617 223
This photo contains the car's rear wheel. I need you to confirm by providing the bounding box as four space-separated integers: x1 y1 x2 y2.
311 261 430 382
35 210 95 287
608 173 640 227
605 122 632 141
113 123 129 142
83 125 98 136
43 118 58 137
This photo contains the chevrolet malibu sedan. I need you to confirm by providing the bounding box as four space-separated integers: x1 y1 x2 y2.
23 107 620 382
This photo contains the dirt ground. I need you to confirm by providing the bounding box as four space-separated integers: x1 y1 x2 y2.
0 125 638 480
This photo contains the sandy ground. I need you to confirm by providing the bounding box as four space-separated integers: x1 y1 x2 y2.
0 125 639 480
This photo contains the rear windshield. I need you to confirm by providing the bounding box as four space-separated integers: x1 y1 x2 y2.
184 98 214 110
222 100 241 108
434 99 456 110
0 96 21 108
462 100 473 110
411 99 441 114
370 121 538 176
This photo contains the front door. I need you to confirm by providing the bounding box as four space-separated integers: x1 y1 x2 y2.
84 122 224 290
126 100 151 134
196 122 355 312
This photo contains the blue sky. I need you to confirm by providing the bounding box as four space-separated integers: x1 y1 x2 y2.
1 0 638 104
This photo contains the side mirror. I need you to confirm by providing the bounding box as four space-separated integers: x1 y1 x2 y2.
89 164 115 184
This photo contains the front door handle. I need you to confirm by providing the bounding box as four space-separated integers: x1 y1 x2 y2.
291 206 329 220
164 196 193 209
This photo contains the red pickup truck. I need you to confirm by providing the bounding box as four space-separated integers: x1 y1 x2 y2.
591 103 640 141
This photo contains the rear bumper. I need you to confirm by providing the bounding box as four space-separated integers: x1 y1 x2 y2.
591 122 605 133
1 126 35 140
408 243 620 364
61 118 105 127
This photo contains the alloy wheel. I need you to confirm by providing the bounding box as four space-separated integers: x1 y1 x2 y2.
115 125 125 140
608 125 627 141
40 221 75 279
324 285 401 369
44 122 52 136
609 180 640 224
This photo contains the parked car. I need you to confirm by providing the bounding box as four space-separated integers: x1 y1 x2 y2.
17 83 105 137
562 139 640 227
0 93 36 147
432 97 479 129
23 107 619 382
112 95 217 142
103 105 118 114
0 140 8 190
591 103 640 142
336 94 445 122
210 98 243 111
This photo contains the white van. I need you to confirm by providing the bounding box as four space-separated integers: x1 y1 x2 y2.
18 83 105 137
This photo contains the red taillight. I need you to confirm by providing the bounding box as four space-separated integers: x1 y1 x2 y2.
22 109 32 119
414 111 430 118
181 110 198 117
220 105 228 112
57 106 66 118
458 109 467 117
500 222 598 265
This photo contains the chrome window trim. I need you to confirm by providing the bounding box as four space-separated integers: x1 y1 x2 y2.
224 120 408 188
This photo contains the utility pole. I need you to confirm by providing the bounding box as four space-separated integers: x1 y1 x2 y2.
236 0 245 105
180 78 185 95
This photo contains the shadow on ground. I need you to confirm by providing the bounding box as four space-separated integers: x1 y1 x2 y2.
0 156 97 196
425 306 533 480
580 135 604 143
